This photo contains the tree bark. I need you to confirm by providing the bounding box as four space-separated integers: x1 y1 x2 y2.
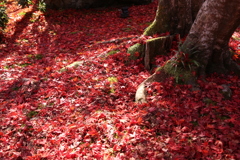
128 0 205 71
135 0 240 103
144 0 205 37
181 0 240 77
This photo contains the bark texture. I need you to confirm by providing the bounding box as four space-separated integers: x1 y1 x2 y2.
128 0 205 72
135 0 240 102
144 0 205 37
181 0 240 77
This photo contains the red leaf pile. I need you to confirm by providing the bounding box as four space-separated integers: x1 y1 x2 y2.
0 1 239 159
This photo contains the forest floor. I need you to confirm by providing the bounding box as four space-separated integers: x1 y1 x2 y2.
0 0 240 159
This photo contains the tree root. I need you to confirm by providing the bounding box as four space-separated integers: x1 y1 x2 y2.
135 60 200 103
135 73 155 103
135 70 169 103
135 62 239 103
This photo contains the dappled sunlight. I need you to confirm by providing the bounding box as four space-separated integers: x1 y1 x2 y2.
0 0 239 159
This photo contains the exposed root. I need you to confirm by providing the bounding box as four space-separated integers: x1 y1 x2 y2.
135 60 200 103
135 70 169 103
135 74 155 103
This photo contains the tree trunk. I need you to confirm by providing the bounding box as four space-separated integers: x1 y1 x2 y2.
128 0 205 70
135 0 240 103
181 0 240 77
144 0 205 37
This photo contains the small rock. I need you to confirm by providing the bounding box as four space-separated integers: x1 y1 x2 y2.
220 84 232 100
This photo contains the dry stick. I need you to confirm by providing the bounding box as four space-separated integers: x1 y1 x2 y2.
90 35 139 45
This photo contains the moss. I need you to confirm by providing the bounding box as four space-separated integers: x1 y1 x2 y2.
59 61 84 72
35 54 44 60
143 20 159 36
26 111 39 119
146 36 165 43
18 63 32 67
203 97 217 105
107 77 118 94
106 50 119 56
107 77 118 83
122 27 132 32
163 60 193 84
127 43 144 60
143 3 171 36
99 50 120 60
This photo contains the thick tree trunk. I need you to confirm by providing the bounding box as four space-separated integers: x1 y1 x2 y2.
144 0 205 37
128 0 205 71
181 0 240 77
135 0 240 103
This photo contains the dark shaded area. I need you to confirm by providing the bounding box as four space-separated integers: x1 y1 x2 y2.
120 7 129 18
45 0 153 10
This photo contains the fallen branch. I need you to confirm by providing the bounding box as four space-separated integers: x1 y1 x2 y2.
90 36 139 45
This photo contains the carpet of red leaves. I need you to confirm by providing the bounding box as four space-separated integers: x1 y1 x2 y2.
0 0 239 159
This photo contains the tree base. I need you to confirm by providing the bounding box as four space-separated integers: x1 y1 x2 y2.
128 35 174 70
135 54 239 103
